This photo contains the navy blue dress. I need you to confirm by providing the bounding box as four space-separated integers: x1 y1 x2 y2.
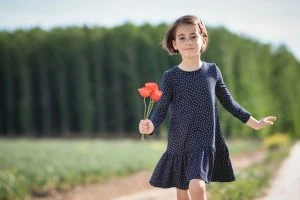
149 62 251 190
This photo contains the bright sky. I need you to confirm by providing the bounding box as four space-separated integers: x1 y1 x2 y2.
1 0 300 61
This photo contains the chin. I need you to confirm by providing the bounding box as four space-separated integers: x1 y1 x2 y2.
180 50 200 57
182 53 199 59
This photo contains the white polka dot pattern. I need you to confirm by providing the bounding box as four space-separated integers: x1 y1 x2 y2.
149 62 251 189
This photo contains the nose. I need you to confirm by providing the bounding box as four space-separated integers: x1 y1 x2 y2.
186 38 193 46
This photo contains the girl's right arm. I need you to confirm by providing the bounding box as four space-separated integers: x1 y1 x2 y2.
139 119 154 135
139 71 173 135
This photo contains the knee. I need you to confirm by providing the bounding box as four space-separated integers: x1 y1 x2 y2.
189 179 206 195
177 189 189 200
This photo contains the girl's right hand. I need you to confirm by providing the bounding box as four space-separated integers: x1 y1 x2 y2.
139 119 154 135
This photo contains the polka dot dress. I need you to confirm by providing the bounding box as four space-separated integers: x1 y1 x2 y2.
149 62 251 190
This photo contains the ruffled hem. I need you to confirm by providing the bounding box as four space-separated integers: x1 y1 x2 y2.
149 145 235 189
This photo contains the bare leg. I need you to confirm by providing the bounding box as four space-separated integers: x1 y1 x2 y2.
188 179 207 200
177 188 190 200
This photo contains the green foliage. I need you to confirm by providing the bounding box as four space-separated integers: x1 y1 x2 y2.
208 167 271 200
0 24 299 138
207 144 290 200
226 139 261 154
0 139 166 199
0 169 27 200
0 139 263 199
263 133 291 150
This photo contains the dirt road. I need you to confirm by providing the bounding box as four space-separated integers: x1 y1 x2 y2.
260 142 300 200
114 150 266 200
33 143 300 200
31 150 266 200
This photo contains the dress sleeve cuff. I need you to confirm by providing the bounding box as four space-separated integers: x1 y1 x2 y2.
241 112 251 124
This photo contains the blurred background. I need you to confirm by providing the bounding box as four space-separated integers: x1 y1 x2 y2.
0 0 299 200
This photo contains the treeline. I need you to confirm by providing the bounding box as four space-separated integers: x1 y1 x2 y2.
0 23 299 138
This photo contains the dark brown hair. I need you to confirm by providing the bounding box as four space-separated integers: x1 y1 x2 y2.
162 15 208 55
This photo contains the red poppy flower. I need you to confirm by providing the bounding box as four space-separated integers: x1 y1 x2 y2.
145 82 158 93
137 82 163 141
150 90 163 102
138 87 151 98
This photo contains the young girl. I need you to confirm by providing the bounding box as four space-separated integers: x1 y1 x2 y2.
138 15 276 200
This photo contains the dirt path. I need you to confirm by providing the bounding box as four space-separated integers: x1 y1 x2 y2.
31 171 153 200
259 142 300 200
31 150 266 200
114 150 266 200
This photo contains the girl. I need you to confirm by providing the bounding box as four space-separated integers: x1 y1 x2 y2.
138 15 276 200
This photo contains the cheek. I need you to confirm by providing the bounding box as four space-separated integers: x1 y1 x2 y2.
178 40 187 46
199 37 205 46
174 40 185 49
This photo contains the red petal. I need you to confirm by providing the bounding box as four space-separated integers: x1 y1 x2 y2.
145 82 158 93
150 90 163 102
138 87 151 98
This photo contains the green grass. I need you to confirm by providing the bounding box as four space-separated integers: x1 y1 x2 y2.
0 139 166 200
226 139 262 154
207 146 290 200
0 138 261 200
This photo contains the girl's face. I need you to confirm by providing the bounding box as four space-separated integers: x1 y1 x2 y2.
172 24 204 59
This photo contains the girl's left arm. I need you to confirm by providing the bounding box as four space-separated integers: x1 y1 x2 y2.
215 64 276 129
215 65 251 123
246 116 277 130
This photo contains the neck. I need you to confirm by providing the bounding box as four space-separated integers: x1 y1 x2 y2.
179 59 202 71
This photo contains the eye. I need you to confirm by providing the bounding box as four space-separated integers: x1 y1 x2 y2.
179 37 185 40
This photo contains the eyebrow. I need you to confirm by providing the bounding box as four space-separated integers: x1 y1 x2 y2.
177 34 185 37
176 33 197 37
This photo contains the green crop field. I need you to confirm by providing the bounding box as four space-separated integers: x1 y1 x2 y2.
0 138 261 200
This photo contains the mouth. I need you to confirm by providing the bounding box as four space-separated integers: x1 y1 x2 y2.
182 48 194 50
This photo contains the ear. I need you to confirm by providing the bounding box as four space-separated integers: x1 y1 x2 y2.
172 40 177 50
200 37 206 51
200 45 204 53
201 36 206 45
201 42 206 53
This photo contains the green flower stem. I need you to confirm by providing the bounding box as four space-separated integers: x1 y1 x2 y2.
141 133 145 141
142 97 147 141
141 99 155 142
143 97 147 119
146 99 154 119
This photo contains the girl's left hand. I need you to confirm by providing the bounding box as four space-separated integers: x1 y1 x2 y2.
256 116 277 130
246 116 277 130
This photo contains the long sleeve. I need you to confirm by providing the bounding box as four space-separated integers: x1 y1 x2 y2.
150 71 173 133
215 65 251 123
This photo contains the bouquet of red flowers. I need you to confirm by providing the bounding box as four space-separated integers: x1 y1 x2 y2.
138 82 163 141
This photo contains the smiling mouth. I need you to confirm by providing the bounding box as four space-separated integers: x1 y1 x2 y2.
182 48 194 50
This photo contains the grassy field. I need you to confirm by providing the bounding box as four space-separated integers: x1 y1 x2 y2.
207 145 289 200
0 138 261 200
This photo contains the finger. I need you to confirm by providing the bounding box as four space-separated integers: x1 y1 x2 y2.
139 128 146 134
264 120 273 126
140 123 149 127
139 126 148 132
266 116 277 122
142 120 148 125
140 129 148 134
140 126 148 131
139 121 148 126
